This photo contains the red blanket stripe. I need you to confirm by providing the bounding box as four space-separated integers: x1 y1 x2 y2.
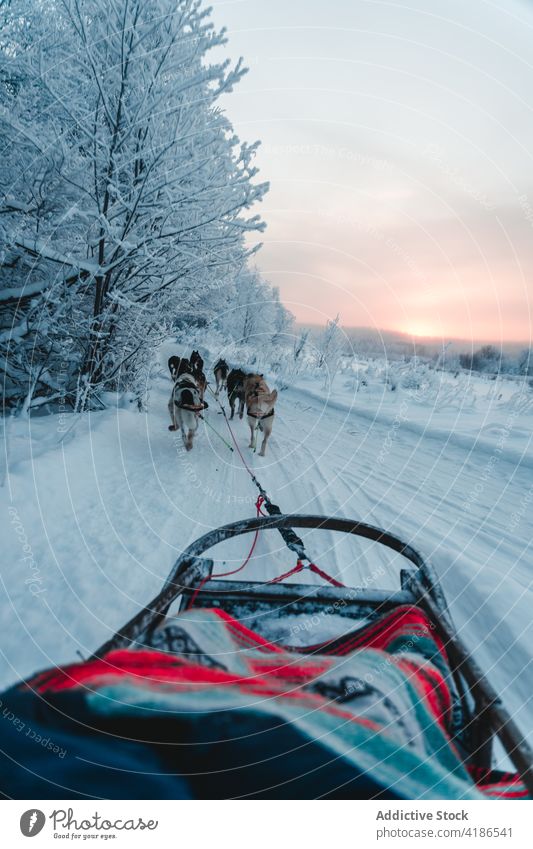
27 652 386 734
482 787 529 799
217 610 285 653
396 658 452 730
468 766 528 799
293 606 448 661
21 607 526 800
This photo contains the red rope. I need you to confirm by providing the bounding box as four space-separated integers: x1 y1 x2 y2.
268 560 306 584
268 559 345 588
307 562 345 588
216 396 257 479
200 385 345 594
187 495 265 609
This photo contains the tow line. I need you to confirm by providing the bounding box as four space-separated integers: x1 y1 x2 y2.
205 384 344 588
199 413 233 452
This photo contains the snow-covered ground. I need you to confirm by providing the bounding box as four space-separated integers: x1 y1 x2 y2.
1 342 533 748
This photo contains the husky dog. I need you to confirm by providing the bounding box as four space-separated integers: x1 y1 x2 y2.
226 368 248 420
195 369 208 402
168 374 205 451
213 358 229 396
190 350 204 377
168 356 192 381
244 374 278 457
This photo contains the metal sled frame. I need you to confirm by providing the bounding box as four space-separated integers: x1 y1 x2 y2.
94 514 533 794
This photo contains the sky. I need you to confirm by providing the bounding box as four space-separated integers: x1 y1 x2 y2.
210 0 533 343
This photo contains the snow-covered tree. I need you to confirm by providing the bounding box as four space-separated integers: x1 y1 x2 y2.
1 0 268 411
316 315 344 387
459 345 505 374
293 328 309 366
516 348 532 377
216 267 292 346
270 285 293 343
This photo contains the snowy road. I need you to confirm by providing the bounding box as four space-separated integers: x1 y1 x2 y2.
2 348 532 746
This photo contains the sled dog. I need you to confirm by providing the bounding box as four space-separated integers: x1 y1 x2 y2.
195 369 208 402
168 374 205 451
190 350 204 377
168 356 192 381
226 368 248 420
244 374 278 457
213 358 229 396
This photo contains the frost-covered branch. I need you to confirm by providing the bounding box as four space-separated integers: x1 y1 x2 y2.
1 0 273 411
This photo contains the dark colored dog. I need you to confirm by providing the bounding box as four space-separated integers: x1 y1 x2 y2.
190 350 204 378
226 368 248 419
213 358 229 396
168 356 192 381
195 369 208 402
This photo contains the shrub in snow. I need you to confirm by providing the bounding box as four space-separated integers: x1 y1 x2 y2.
517 349 533 377
459 345 507 374
401 370 423 392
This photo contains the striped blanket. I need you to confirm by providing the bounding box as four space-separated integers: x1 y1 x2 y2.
1 605 527 799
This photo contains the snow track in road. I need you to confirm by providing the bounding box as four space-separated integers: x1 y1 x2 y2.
2 348 532 748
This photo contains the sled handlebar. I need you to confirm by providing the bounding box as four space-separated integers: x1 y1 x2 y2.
166 513 448 615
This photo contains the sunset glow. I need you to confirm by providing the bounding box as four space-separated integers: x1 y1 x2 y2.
214 0 533 344
403 324 440 340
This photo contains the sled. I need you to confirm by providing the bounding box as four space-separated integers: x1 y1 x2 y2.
4 514 532 799
92 513 533 796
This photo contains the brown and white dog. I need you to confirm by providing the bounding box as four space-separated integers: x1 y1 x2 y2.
168 374 205 451
244 373 278 456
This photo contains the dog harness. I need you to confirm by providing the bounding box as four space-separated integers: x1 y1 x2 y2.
173 377 206 413
247 408 274 420
176 401 206 412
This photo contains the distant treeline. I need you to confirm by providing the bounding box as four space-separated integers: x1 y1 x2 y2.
458 345 532 376
296 326 532 375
